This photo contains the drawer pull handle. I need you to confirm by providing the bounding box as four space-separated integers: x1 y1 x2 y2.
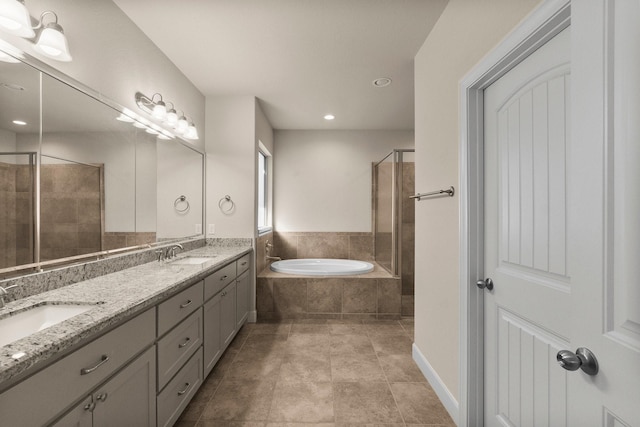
180 299 193 308
241 261 247 266
84 401 96 412
177 382 191 396
80 355 109 375
96 393 108 402
221 291 227 297
220 275 228 281
178 337 191 348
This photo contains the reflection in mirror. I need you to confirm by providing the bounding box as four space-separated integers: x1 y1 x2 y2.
0 46 205 278
156 141 203 240
0 60 40 272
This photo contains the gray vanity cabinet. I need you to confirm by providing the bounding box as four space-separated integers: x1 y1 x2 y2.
236 270 250 328
0 309 155 427
203 292 223 376
53 346 157 427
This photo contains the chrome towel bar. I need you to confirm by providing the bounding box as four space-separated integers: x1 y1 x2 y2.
410 186 455 201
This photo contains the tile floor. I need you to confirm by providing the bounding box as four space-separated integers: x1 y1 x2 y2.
175 318 454 426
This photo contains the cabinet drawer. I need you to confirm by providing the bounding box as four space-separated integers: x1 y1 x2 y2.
237 253 251 275
157 308 202 391
157 347 203 427
204 262 236 301
157 281 203 336
0 308 155 427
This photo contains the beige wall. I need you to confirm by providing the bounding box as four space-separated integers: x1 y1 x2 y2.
274 130 413 232
414 0 541 404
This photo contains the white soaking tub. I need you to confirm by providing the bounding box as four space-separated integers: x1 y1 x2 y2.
269 258 374 276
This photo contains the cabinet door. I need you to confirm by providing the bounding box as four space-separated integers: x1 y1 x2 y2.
236 270 250 328
51 396 93 427
92 346 156 427
203 293 222 377
220 281 237 349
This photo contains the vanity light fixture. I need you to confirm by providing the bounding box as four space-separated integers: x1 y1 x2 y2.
135 91 199 140
0 0 34 38
0 2 72 62
33 11 71 62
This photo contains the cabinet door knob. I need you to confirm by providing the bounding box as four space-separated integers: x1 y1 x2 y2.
180 299 193 308
96 392 108 402
220 275 228 281
178 337 191 348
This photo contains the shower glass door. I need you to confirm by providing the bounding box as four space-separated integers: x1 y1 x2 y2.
374 152 395 273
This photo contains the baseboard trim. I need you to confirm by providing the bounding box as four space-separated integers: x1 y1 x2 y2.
412 343 459 425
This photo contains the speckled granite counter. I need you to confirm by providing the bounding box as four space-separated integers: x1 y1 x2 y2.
0 243 252 387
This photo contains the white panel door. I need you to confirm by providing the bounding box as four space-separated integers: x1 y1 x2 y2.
570 1 640 425
483 27 572 427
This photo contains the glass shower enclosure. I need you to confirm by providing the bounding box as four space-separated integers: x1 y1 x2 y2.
373 149 415 279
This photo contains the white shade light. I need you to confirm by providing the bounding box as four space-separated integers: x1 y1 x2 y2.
166 108 178 126
152 100 167 119
0 0 35 38
184 122 199 140
33 16 71 62
176 115 188 134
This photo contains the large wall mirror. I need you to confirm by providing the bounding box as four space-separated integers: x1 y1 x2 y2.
0 53 204 278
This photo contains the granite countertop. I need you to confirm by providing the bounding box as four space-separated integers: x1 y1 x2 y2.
0 244 252 386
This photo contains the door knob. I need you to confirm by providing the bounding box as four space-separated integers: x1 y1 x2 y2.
476 278 494 291
556 347 599 375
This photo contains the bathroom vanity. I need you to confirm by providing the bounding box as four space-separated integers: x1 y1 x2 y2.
0 244 252 427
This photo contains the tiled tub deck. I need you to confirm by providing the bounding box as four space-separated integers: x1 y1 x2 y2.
257 262 401 320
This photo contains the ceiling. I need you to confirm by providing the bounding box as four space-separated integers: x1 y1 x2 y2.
112 0 448 130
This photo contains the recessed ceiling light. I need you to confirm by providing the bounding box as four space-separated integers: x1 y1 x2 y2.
12 120 27 125
324 114 335 120
373 77 392 87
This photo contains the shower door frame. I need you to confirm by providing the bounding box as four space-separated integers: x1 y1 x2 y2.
373 148 414 277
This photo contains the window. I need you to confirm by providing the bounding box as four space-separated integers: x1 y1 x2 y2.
258 143 272 234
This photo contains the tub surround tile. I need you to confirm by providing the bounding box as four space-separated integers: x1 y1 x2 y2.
274 281 307 316
298 234 349 259
342 279 377 314
307 279 342 313
377 279 402 314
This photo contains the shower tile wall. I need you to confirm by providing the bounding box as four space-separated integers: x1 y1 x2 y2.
273 232 373 262
40 164 103 261
0 163 33 269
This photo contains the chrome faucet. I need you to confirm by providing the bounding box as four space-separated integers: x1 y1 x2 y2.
265 240 281 261
0 284 17 308
155 243 185 262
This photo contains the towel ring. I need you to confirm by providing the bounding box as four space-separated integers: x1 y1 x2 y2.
218 195 235 214
174 195 190 213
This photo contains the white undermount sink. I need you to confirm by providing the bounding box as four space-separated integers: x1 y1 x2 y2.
169 256 216 265
0 303 95 348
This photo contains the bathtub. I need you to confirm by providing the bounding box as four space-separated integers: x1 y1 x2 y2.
270 258 374 276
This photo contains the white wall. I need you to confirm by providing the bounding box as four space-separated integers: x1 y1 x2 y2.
413 0 541 409
205 96 257 239
274 130 413 232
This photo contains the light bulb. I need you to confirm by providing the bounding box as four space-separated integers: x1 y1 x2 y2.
166 108 178 126
176 116 188 134
152 100 166 120
33 20 72 62
184 123 199 140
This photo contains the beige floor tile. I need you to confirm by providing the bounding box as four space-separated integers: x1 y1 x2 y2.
377 353 426 383
251 322 293 335
389 382 454 424
290 323 331 334
363 321 406 335
198 422 266 427
242 334 289 356
269 382 334 423
330 334 375 354
333 382 403 423
330 353 386 382
176 377 222 422
286 334 332 355
327 323 368 335
279 352 332 382
201 380 276 421
226 353 284 381
369 334 413 355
